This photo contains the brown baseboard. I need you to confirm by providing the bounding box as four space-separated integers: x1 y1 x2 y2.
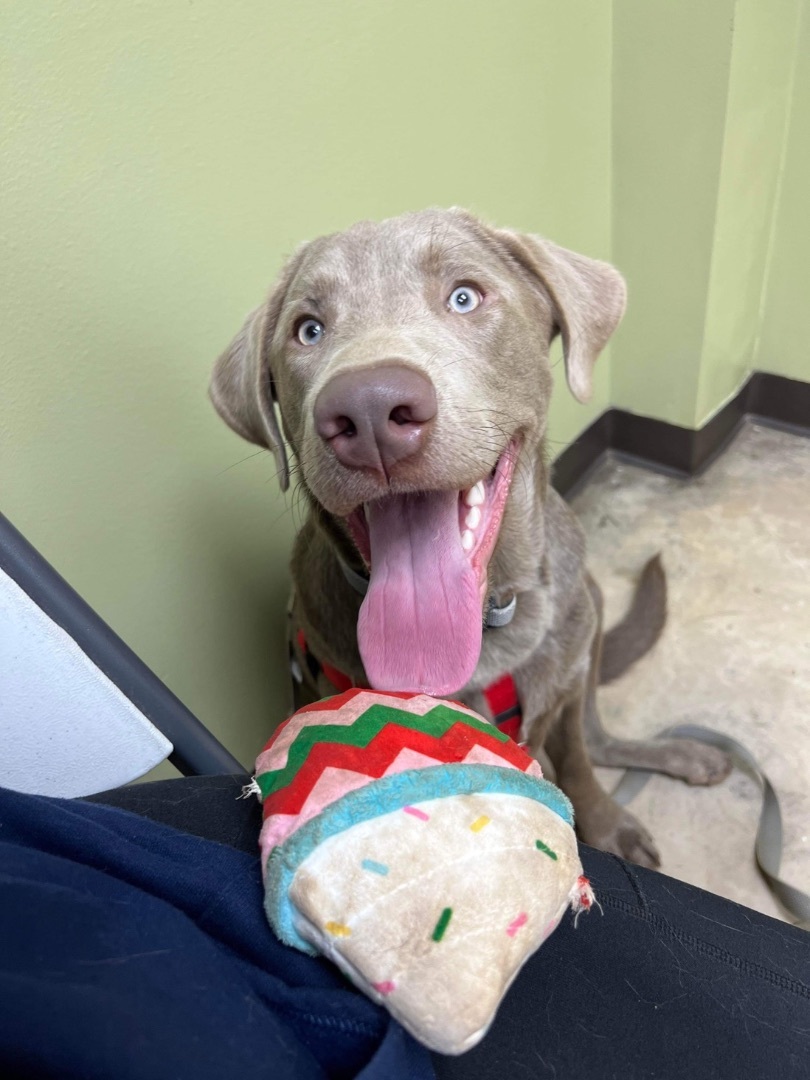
551 372 810 498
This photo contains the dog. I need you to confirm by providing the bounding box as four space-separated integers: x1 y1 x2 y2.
210 208 731 867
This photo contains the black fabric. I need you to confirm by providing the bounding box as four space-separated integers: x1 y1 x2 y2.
85 773 261 854
2 779 808 1079
436 851 810 1079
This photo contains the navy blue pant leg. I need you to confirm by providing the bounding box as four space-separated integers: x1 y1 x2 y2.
0 786 434 1080
3 779 809 1079
95 778 810 1079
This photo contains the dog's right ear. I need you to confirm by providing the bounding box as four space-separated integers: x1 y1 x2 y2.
209 304 290 491
211 245 313 491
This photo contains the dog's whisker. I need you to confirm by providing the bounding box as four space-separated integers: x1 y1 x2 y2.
215 448 270 476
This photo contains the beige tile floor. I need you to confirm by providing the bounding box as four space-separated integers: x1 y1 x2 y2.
571 421 810 923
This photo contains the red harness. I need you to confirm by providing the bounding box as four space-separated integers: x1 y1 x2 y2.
295 630 523 741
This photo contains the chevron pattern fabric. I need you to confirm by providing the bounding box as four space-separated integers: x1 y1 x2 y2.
255 690 592 1054
256 689 544 858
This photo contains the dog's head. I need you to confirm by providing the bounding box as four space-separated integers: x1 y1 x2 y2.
211 208 625 695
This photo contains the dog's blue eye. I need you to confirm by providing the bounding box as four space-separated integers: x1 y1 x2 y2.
297 318 325 345
448 285 482 314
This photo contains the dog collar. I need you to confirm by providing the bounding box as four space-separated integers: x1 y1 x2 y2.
484 594 517 628
336 556 517 630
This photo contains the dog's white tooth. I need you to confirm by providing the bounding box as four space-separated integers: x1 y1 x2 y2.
465 506 482 530
465 481 485 507
461 529 475 552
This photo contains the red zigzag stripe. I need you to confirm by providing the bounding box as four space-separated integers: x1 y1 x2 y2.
263 720 529 818
258 689 432 755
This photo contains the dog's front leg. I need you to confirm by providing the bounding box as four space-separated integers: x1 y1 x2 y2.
542 686 660 868
513 647 661 868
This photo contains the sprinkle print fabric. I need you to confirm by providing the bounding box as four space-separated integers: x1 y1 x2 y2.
256 690 593 1056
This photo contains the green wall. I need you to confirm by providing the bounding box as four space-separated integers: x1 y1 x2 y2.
2 1 808 768
612 0 807 429
612 0 736 429
1 1 613 768
756 0 810 382
697 0 802 421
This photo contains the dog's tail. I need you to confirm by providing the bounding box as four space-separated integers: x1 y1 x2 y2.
599 554 667 685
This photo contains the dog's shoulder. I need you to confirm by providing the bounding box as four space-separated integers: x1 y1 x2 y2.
543 488 588 589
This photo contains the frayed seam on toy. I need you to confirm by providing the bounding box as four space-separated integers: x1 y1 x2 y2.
570 874 602 926
238 777 262 800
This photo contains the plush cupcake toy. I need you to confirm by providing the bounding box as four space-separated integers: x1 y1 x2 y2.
252 688 596 1056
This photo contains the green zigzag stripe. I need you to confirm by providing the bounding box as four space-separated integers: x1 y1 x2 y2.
257 702 509 798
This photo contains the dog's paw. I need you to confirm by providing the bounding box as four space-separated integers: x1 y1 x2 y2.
589 737 733 787
577 803 661 869
668 739 732 786
610 813 661 869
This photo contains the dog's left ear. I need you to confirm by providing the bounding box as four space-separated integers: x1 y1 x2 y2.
497 230 627 403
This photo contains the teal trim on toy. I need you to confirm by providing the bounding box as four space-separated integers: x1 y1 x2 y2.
264 762 574 953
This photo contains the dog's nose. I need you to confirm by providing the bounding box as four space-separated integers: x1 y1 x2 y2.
314 363 437 473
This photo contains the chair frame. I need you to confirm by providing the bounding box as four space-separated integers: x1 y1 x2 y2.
0 512 244 777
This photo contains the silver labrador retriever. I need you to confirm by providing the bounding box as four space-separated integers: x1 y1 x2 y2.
210 208 730 867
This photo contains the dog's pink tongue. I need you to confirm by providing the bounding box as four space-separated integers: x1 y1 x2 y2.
358 492 483 697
